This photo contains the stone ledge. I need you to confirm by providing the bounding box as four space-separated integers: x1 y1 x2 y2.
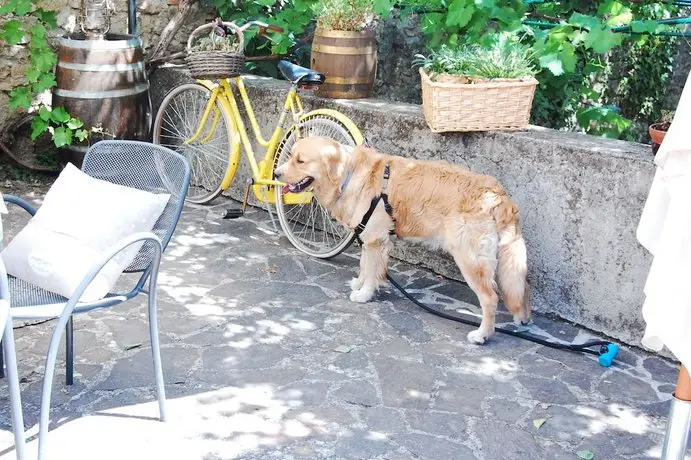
151 67 656 349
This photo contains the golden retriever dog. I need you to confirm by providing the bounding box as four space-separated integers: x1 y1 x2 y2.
274 137 530 344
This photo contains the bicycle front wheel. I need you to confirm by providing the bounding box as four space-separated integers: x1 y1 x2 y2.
153 83 234 204
274 113 360 259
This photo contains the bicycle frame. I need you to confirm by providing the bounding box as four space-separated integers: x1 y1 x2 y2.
189 76 309 205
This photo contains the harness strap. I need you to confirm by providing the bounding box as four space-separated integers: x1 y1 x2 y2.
354 162 396 238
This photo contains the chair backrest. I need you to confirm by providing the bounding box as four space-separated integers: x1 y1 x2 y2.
81 141 190 272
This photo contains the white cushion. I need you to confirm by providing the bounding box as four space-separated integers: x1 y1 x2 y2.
1 163 170 302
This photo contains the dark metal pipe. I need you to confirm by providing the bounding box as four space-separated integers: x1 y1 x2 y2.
127 0 137 35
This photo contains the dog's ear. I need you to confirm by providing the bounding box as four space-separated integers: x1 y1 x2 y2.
321 142 344 183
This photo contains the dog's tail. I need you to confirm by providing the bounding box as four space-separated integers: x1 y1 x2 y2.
494 198 531 324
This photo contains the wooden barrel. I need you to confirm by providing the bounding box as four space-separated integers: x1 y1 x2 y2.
311 28 377 99
53 33 152 164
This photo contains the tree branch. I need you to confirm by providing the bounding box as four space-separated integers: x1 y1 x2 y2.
146 0 200 63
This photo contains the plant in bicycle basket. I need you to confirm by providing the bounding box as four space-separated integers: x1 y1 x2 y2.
0 0 90 148
188 18 243 53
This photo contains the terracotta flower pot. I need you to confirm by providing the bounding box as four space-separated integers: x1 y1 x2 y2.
649 122 669 145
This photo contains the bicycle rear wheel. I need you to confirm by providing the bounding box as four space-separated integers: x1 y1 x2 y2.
153 83 234 204
274 114 359 259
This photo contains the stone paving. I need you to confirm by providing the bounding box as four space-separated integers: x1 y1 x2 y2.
0 195 688 460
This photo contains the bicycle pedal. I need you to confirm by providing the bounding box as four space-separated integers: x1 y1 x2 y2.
221 208 244 219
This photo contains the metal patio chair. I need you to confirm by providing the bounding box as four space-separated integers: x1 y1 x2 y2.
0 141 190 460
1 257 26 460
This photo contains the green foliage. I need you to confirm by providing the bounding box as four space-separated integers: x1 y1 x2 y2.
1 0 90 148
404 0 680 139
313 0 377 31
215 0 317 57
217 0 678 140
413 39 537 80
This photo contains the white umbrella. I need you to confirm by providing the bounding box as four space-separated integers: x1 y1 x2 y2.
637 70 691 460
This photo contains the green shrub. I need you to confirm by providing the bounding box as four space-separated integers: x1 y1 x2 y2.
414 40 537 80
313 0 377 32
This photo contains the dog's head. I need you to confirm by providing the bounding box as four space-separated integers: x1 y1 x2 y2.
275 136 347 194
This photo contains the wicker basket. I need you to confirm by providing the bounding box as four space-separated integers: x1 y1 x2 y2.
419 68 538 133
186 21 245 80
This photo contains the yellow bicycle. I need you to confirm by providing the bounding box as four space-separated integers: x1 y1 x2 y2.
153 20 364 259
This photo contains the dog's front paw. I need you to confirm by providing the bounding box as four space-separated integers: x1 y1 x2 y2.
467 329 489 345
349 277 364 291
350 288 374 303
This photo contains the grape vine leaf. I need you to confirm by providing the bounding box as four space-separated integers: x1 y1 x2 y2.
67 118 84 129
39 105 52 121
26 66 41 83
52 126 73 147
75 129 89 142
33 72 56 93
50 106 71 124
0 0 32 16
9 86 32 110
539 52 564 76
446 0 474 28
34 9 58 28
585 26 621 53
560 42 577 73
31 48 57 73
569 13 600 30
0 20 24 45
631 20 659 34
31 116 49 140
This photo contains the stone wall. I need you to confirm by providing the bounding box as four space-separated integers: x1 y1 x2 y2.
372 11 425 104
151 67 656 349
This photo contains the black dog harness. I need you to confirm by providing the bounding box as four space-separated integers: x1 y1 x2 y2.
353 163 396 240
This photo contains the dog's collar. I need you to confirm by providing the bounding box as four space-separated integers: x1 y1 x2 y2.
339 168 354 195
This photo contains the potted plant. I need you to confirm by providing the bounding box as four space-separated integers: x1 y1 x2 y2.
413 40 539 133
649 110 674 154
311 0 378 99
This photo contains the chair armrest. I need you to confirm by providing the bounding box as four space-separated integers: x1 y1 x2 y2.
55 232 163 322
3 195 38 217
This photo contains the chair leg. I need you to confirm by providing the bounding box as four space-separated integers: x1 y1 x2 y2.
4 321 26 460
65 316 74 385
148 291 167 422
662 365 691 460
38 319 66 460
0 338 5 379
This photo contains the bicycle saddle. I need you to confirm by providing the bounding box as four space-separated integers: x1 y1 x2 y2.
278 60 326 86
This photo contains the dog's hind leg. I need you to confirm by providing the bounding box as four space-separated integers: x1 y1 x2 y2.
350 237 392 303
497 229 531 325
448 232 499 344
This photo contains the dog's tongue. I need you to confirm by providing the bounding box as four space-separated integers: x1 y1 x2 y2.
282 184 292 194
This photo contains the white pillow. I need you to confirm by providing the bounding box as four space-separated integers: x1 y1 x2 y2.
1 163 170 302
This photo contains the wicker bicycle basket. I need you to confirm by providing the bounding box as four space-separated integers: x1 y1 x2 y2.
419 68 538 133
186 21 245 79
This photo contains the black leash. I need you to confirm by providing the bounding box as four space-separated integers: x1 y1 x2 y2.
386 273 620 366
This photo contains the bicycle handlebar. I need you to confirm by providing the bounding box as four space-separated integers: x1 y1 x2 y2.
233 20 285 34
188 19 284 52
